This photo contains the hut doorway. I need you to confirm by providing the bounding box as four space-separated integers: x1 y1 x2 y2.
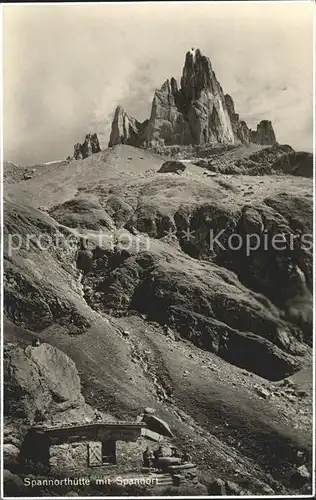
102 440 116 465
88 441 116 466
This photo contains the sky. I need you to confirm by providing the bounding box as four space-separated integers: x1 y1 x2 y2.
3 1 314 165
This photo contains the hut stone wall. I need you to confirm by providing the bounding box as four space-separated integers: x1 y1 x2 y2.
49 439 146 475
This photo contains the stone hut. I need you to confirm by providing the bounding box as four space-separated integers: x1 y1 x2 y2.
21 421 145 475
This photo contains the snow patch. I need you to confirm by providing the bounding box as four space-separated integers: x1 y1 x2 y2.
42 160 64 165
190 47 197 62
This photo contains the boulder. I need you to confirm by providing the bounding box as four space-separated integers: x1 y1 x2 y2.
225 480 250 495
3 470 27 496
207 478 226 495
208 478 251 496
291 464 311 488
144 407 155 414
3 443 20 468
4 343 94 448
158 161 186 173
241 206 264 235
256 387 271 399
142 414 173 437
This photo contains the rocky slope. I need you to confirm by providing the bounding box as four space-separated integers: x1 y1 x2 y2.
3 143 313 495
194 144 313 177
108 49 277 149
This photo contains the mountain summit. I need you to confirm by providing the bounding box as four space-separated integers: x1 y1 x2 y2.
108 48 276 148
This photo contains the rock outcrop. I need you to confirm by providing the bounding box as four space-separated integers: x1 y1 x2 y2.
194 143 312 177
143 79 193 147
272 151 313 178
4 343 94 463
73 133 101 160
207 478 253 496
3 470 27 497
290 465 311 488
108 48 277 148
251 120 276 145
77 237 305 380
158 160 187 173
108 105 147 147
49 196 115 230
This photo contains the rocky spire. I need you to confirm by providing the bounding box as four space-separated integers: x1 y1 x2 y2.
108 105 142 147
73 133 101 160
180 48 214 102
251 120 277 145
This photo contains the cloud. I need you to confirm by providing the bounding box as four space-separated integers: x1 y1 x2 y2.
3 2 313 164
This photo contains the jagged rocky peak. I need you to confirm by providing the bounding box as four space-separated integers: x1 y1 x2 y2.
73 132 101 160
252 120 277 145
181 47 215 102
224 94 236 115
159 77 178 95
108 105 145 147
108 48 277 148
170 77 178 94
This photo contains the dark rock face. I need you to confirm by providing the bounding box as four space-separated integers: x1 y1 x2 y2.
73 143 83 160
251 120 277 145
225 94 252 143
3 200 91 335
144 79 192 147
4 260 91 335
272 151 313 178
73 133 101 160
77 240 305 380
196 144 311 177
49 197 115 230
64 180 312 382
158 160 187 173
108 48 277 148
167 306 300 380
108 105 143 147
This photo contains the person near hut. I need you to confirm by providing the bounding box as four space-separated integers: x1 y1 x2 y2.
153 445 164 470
143 447 153 469
32 338 40 347
171 447 181 458
181 450 191 463
155 446 163 458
